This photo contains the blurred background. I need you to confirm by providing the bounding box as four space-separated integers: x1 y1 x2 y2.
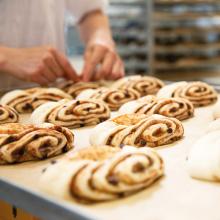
66 0 220 84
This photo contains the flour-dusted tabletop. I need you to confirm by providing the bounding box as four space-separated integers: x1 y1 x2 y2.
0 104 220 220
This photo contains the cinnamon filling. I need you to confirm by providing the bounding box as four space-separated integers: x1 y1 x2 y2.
22 103 32 111
132 162 145 173
11 147 25 159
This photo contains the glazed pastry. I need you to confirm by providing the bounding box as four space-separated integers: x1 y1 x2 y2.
58 81 100 98
31 99 110 128
90 114 184 148
0 123 74 164
187 130 220 182
77 87 140 111
112 75 164 97
119 95 194 121
40 145 164 203
1 88 72 113
0 105 19 124
157 81 218 107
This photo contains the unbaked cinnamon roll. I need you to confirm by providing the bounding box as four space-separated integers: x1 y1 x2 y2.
157 81 218 107
112 75 164 97
1 88 72 113
58 81 101 98
40 145 164 203
1 90 34 113
0 105 19 124
0 123 74 164
90 114 184 148
77 87 140 111
31 99 110 128
29 88 72 109
119 95 194 121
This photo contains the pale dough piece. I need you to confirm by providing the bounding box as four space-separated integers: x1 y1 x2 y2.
187 130 220 182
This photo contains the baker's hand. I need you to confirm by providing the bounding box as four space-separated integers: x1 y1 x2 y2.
81 42 124 82
0 46 79 85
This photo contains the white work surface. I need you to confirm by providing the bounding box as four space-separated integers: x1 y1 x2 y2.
0 104 219 220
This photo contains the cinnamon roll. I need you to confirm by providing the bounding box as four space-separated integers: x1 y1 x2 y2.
0 105 19 124
31 99 110 128
0 123 74 164
112 75 164 97
29 88 72 109
119 95 194 121
77 87 140 111
1 88 72 113
58 81 100 98
157 81 218 107
40 145 164 203
90 114 184 148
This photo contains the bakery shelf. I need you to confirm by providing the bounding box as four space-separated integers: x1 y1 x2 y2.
155 42 220 54
154 57 220 70
154 13 220 21
154 0 220 5
155 27 220 37
108 0 148 73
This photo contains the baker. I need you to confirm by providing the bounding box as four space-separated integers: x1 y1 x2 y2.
0 0 124 89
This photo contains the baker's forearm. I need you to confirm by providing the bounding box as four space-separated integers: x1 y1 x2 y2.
78 10 114 48
79 9 124 82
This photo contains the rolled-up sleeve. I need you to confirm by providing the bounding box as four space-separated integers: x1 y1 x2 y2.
66 0 108 23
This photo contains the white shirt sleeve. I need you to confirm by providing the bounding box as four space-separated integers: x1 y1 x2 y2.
66 0 108 23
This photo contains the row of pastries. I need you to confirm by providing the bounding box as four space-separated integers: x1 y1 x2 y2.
0 75 219 203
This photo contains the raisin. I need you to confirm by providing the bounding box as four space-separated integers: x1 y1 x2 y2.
132 162 145 173
107 175 119 185
167 128 173 133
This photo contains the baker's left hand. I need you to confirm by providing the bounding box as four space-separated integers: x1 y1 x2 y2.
81 41 124 82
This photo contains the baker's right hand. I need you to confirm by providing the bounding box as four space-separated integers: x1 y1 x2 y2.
0 46 79 85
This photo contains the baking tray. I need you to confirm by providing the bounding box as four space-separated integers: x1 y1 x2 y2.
0 104 220 220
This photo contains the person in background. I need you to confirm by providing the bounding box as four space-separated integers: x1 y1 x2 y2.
0 0 124 88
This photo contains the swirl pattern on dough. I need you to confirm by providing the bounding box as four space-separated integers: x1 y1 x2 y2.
40 145 164 203
77 87 140 111
0 105 19 124
0 123 74 164
1 88 72 113
112 75 164 97
58 81 101 98
119 95 194 121
90 114 184 148
31 99 111 128
157 81 218 107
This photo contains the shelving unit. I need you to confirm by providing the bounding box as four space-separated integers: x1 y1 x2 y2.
154 0 220 76
109 0 220 77
108 0 149 74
